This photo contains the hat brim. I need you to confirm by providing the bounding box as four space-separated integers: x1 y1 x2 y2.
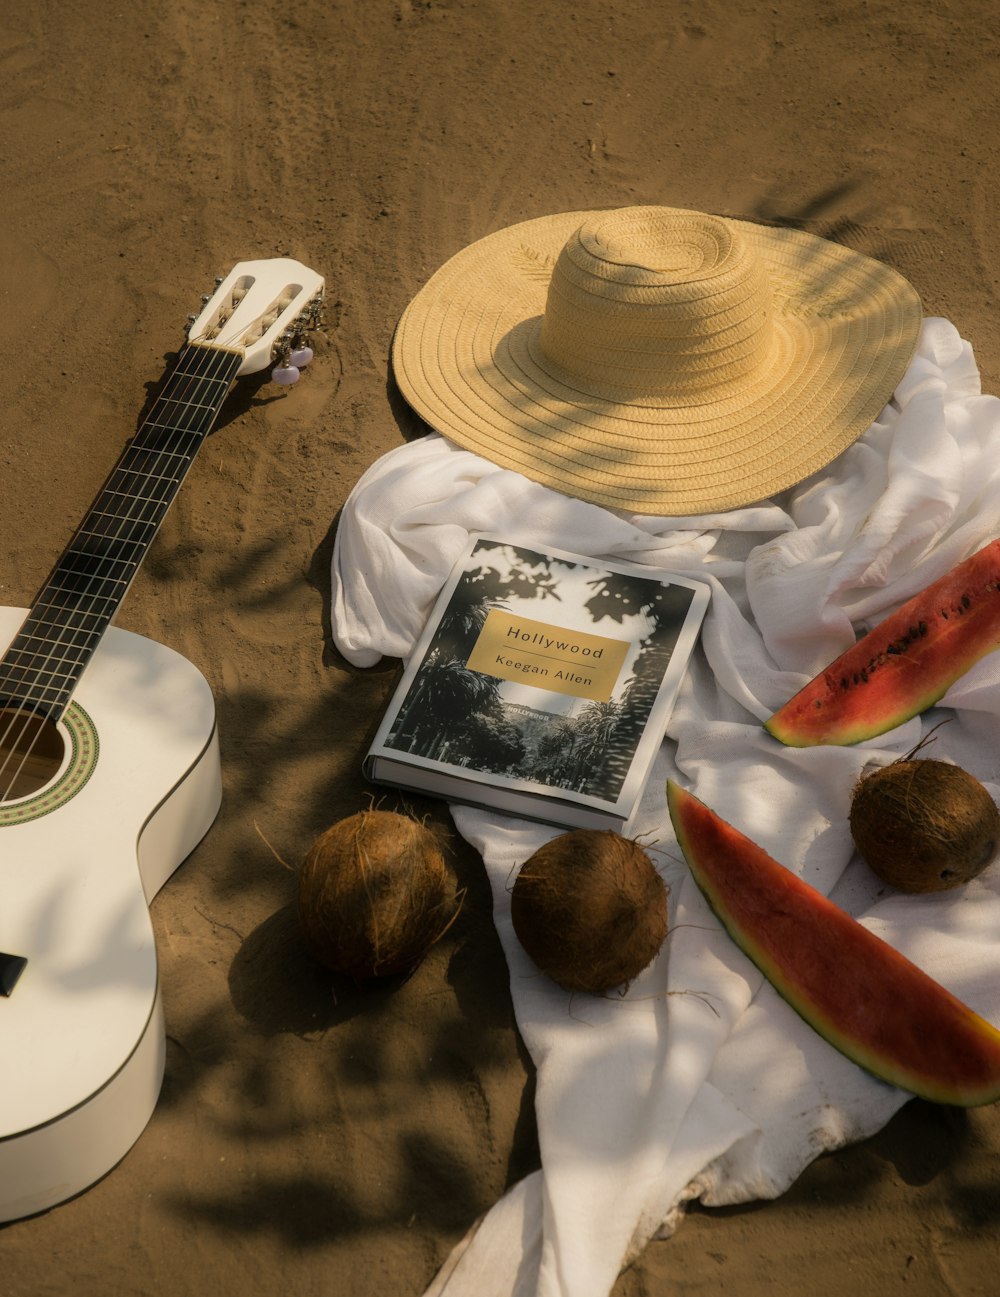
391 209 922 516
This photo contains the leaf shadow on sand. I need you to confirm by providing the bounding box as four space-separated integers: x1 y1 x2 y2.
152 198 941 1259
154 801 539 1251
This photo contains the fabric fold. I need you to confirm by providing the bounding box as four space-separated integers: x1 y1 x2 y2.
329 317 1000 1297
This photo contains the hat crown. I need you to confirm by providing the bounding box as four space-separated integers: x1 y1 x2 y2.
537 208 776 399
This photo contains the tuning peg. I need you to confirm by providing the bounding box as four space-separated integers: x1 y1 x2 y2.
271 363 301 385
289 345 314 368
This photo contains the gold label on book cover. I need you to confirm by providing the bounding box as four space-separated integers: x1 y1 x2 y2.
465 609 629 702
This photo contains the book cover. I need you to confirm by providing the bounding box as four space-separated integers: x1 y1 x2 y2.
364 536 710 830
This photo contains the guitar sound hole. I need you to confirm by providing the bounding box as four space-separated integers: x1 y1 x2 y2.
0 706 65 802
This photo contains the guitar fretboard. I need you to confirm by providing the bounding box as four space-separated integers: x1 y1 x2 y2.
0 342 243 720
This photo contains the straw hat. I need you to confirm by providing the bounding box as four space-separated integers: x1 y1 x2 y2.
391 205 922 516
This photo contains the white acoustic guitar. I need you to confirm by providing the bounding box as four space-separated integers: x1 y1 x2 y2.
0 258 324 1222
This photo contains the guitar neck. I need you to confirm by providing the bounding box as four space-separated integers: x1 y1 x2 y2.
0 342 243 720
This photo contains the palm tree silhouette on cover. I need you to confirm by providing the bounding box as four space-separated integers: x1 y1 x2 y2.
386 541 694 794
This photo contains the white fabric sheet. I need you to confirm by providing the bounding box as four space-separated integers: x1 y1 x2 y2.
329 317 1000 1297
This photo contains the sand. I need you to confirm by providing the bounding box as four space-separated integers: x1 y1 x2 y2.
2 1 999 1293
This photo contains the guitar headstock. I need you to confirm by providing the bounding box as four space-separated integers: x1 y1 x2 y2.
186 257 325 384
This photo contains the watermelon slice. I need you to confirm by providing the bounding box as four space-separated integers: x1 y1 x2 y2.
765 538 1000 746
666 780 1000 1106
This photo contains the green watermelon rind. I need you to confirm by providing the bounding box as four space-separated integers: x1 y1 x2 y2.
666 780 1000 1107
765 539 1000 747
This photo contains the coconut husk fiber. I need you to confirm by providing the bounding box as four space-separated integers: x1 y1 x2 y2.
851 758 1000 892
3 3 1000 1296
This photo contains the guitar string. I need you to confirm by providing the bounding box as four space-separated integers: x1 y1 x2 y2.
0 342 237 798
0 343 240 801
0 285 321 800
0 343 234 798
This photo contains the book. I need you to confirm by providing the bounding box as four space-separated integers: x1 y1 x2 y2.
364 535 710 831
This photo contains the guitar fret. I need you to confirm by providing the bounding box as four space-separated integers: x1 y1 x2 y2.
33 594 120 623
159 373 232 395
9 621 100 646
134 423 207 453
105 469 182 493
1 635 100 669
120 446 195 472
63 544 139 568
51 582 130 607
98 485 184 508
73 529 149 556
55 571 134 599
0 659 82 690
0 679 74 709
0 649 81 682
84 509 162 533
103 468 180 492
156 368 234 396
49 568 129 592
147 396 226 423
93 490 173 515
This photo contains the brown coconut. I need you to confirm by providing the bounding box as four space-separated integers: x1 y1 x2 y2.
510 829 668 993
297 809 459 979
850 758 1000 893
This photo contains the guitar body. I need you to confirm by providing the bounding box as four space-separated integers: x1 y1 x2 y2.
0 606 221 1222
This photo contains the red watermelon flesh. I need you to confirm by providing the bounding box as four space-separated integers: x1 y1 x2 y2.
666 780 1000 1106
765 538 1000 746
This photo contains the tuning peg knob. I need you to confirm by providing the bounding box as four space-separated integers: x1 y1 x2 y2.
289 345 314 368
271 364 301 385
